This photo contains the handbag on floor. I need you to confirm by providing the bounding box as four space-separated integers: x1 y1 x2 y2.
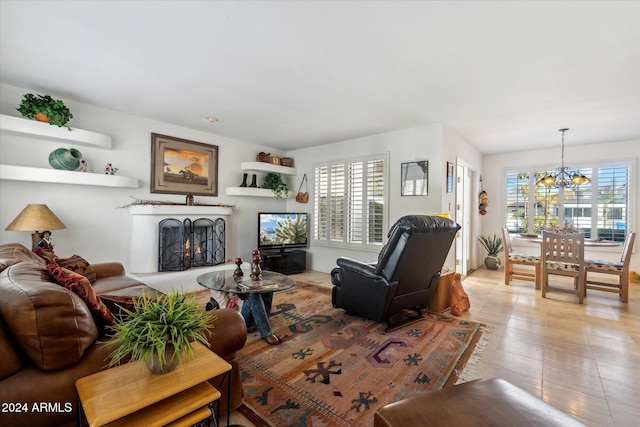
450 273 470 316
295 174 308 203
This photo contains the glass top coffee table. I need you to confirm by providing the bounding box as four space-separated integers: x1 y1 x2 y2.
196 268 296 295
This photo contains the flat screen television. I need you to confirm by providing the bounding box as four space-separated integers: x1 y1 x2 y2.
258 212 308 251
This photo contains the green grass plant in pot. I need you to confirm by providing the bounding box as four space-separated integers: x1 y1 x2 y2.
17 93 74 130
478 233 504 270
262 172 289 198
107 291 212 374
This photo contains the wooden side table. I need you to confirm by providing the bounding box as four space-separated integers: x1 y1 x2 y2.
428 269 455 313
76 342 231 427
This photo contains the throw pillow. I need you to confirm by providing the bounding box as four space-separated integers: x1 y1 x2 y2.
46 264 115 327
33 247 58 263
54 254 97 284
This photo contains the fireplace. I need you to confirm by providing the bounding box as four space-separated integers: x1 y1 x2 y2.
158 218 225 272
128 205 233 274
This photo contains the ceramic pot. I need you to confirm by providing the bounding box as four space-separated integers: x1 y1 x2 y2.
33 112 51 123
145 344 179 374
484 255 501 270
49 148 82 170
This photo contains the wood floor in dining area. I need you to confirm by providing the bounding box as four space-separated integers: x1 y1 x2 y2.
229 268 640 427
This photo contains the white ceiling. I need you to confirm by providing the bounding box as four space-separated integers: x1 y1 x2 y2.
1 1 638 154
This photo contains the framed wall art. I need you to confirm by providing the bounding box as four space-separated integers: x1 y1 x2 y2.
150 133 219 196
401 161 428 196
446 161 454 194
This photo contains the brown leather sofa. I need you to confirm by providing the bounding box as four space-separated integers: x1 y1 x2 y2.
0 243 247 427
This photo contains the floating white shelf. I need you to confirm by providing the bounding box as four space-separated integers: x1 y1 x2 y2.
0 114 112 149
239 161 297 175
226 187 294 198
0 164 139 188
225 161 297 198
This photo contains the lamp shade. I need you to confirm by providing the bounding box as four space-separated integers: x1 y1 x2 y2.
5 204 66 231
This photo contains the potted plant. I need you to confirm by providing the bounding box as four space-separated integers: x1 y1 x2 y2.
478 233 504 270
16 93 74 130
107 291 211 374
262 172 289 198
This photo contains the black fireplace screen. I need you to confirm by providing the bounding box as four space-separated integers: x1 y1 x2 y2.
158 217 225 272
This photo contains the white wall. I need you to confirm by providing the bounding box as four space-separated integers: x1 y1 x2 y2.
443 125 484 270
0 83 485 276
481 139 640 272
0 83 289 268
286 124 456 273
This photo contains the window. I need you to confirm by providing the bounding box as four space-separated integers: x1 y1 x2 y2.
313 154 387 249
504 161 632 242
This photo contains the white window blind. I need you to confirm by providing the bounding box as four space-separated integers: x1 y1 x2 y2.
504 161 632 242
314 154 387 249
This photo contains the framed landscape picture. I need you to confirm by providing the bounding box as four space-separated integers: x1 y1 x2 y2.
150 133 218 196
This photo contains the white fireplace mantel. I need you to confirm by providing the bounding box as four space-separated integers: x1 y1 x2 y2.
128 205 234 217
128 204 233 273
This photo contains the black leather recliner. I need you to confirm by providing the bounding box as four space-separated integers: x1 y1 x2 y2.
331 215 461 326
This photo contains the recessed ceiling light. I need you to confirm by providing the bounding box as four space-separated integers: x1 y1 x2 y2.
206 117 218 123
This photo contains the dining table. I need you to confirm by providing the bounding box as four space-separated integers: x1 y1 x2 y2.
513 234 621 248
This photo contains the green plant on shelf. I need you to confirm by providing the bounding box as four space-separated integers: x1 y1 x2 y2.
17 93 73 130
261 172 289 198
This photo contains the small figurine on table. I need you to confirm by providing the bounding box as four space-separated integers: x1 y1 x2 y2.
105 163 118 175
34 230 55 252
81 160 88 172
233 257 244 281
250 249 262 280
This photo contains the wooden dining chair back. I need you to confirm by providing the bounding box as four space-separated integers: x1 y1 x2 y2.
502 228 541 289
584 231 635 303
541 231 585 304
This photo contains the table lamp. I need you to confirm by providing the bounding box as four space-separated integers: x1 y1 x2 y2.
5 204 67 250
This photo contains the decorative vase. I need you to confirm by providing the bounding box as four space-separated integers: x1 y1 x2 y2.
145 344 179 374
484 256 501 270
240 173 249 187
48 148 82 170
249 174 258 188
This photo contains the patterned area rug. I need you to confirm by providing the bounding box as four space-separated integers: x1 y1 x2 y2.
237 282 491 426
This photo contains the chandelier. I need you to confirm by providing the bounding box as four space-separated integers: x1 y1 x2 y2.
535 128 591 189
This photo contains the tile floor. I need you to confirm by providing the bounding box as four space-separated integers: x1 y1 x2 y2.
226 268 640 427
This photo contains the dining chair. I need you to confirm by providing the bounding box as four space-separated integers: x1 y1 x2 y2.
584 231 635 303
501 227 540 289
541 231 585 304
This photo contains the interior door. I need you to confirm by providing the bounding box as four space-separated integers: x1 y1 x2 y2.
455 159 474 276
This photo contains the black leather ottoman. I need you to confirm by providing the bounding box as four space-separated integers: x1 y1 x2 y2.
373 378 586 427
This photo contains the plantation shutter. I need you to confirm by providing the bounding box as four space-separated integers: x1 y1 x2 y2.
329 164 345 242
367 158 385 244
313 153 387 249
313 166 328 240
504 162 631 242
